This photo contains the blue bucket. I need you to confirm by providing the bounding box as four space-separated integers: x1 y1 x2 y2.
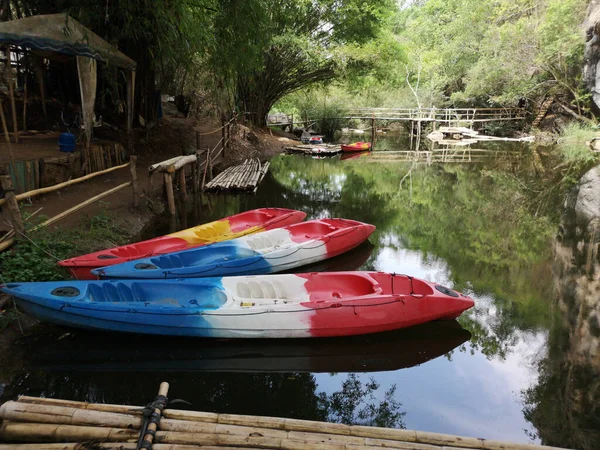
59 133 76 153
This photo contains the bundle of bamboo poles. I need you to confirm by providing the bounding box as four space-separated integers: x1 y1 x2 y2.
204 158 270 193
0 383 571 450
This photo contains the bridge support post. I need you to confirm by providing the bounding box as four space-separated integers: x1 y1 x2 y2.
370 118 375 149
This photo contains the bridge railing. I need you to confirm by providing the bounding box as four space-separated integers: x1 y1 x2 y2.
266 107 527 127
344 107 526 122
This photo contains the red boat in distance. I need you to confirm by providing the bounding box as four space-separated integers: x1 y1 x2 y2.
341 142 372 152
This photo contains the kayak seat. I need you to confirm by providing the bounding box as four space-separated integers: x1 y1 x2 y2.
235 279 289 300
88 283 136 303
245 229 290 252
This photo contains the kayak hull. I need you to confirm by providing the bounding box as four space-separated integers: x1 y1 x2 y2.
58 208 306 279
92 218 375 279
1 272 475 338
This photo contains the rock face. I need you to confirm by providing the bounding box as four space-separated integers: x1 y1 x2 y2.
575 166 600 230
584 1 600 109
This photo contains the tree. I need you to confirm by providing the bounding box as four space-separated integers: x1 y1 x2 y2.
211 0 398 125
397 0 590 112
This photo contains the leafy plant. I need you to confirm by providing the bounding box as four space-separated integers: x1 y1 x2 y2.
0 212 132 283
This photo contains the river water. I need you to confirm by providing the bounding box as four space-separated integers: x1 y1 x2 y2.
1 134 598 449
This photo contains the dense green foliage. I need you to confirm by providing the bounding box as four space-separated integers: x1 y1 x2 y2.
275 0 593 126
9 0 592 128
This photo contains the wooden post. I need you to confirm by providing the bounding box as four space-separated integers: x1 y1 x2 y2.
22 75 27 133
179 167 187 200
164 173 176 216
370 118 375 149
0 98 22 192
226 121 230 150
221 117 226 159
0 175 24 236
129 155 140 208
191 161 198 195
139 382 169 449
6 47 18 144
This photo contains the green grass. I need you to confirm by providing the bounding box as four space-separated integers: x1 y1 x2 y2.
0 210 133 283
556 123 600 164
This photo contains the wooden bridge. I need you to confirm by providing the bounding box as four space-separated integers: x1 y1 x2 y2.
268 107 526 129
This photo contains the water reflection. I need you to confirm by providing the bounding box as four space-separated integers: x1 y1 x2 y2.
521 204 600 449
12 321 469 374
3 135 594 446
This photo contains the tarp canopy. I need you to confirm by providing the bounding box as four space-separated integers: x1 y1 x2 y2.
0 13 136 70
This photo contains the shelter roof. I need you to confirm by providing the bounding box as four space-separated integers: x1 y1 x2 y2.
0 13 136 70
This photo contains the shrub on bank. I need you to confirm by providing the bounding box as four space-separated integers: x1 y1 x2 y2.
0 210 131 283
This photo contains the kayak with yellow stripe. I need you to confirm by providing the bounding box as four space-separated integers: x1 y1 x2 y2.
58 208 306 280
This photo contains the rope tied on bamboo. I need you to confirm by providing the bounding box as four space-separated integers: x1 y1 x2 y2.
136 394 168 450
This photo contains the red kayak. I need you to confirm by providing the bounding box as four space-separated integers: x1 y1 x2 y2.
341 142 372 152
58 208 306 280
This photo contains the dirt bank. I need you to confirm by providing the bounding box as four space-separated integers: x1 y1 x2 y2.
0 115 297 235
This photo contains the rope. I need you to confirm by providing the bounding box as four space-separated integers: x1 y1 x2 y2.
136 394 168 450
196 118 235 136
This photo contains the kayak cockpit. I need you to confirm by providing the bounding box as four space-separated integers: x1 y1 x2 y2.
85 282 227 309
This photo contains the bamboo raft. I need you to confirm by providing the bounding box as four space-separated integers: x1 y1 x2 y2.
0 383 572 450
284 144 341 156
204 158 270 193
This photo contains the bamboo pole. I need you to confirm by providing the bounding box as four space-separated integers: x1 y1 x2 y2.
164 154 197 172
9 397 572 450
140 382 170 449
0 422 138 442
0 445 83 450
0 99 21 192
6 46 19 144
149 156 186 172
179 166 188 200
22 76 27 133
28 182 132 233
165 173 176 216
221 117 226 159
192 161 198 195
0 175 24 235
0 446 268 450
0 401 143 428
0 162 130 207
129 155 140 208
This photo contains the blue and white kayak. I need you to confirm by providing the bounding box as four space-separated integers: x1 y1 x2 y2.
90 218 375 279
0 272 475 338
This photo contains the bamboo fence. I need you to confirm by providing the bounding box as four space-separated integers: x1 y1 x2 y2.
0 384 572 450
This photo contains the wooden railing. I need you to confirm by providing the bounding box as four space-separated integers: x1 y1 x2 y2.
267 107 526 127
148 117 235 216
343 107 526 122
